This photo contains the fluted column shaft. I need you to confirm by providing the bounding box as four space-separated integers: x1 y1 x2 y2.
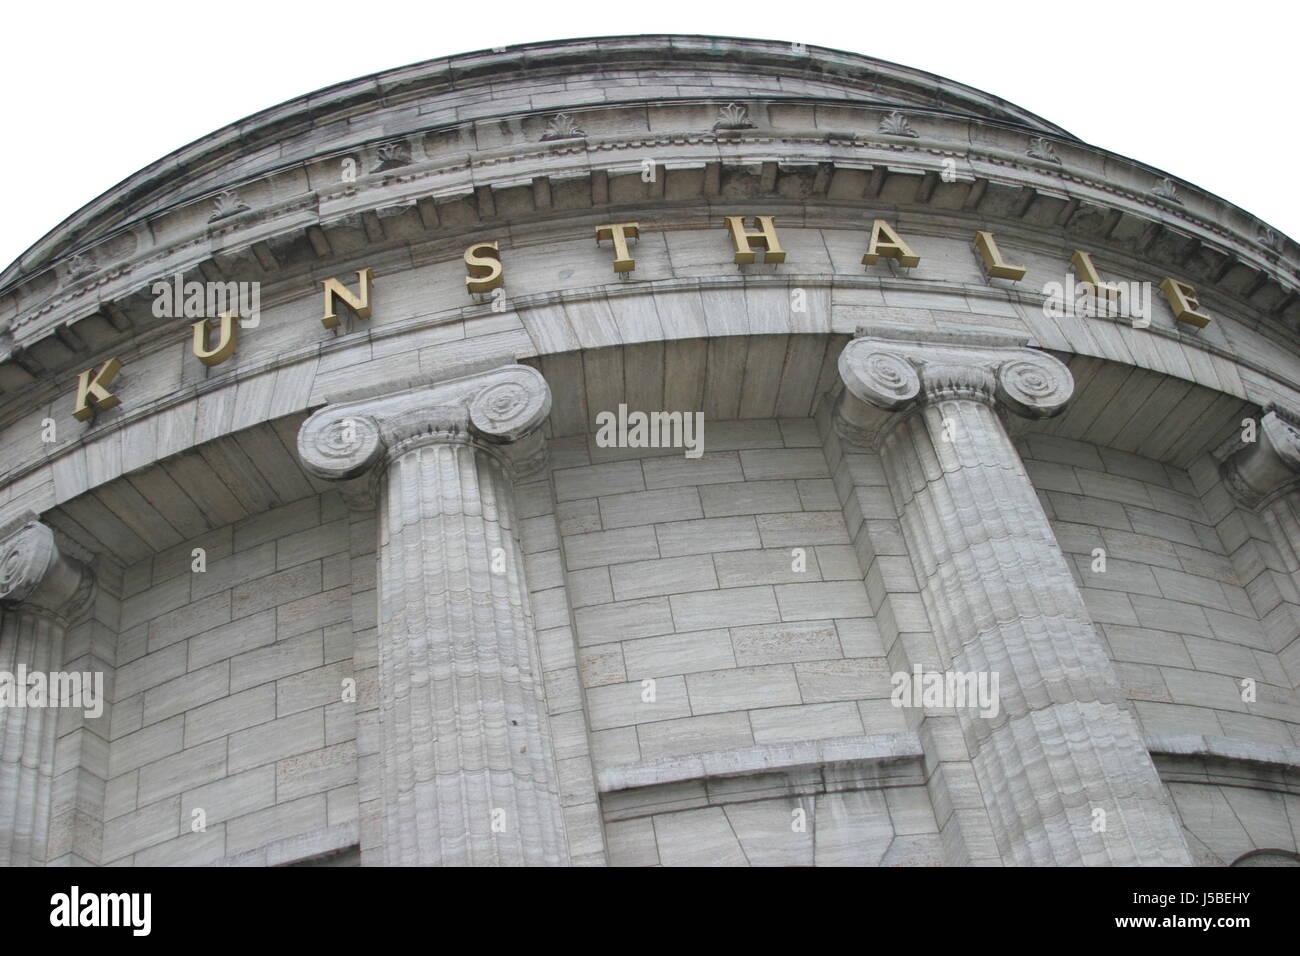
838 329 1190 866
377 437 564 865
0 517 92 867
299 365 568 866
0 611 61 866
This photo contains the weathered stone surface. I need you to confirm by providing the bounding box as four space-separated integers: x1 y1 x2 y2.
836 329 1193 865
299 365 568 865
1 35 1297 869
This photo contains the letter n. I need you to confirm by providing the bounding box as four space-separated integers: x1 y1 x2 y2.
321 269 374 329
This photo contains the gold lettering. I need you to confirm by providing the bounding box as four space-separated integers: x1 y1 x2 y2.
1159 277 1211 328
191 313 239 367
725 216 785 264
1070 250 1122 305
973 231 1026 280
465 241 504 294
321 268 374 329
73 358 123 422
863 220 920 268
596 223 640 273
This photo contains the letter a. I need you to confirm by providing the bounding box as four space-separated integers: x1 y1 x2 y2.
863 220 920 268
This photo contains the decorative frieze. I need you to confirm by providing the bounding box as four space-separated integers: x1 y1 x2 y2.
68 217 1222 422
370 140 413 173
1152 177 1183 205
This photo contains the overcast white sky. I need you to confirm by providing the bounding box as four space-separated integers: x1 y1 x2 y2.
2 0 1294 273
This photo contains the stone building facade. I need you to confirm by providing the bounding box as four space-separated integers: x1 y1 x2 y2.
0 36 1298 866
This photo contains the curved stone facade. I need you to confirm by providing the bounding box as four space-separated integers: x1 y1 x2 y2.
0 35 1297 866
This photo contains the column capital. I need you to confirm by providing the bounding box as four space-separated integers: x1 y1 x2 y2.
0 515 94 625
835 326 1073 446
1221 406 1300 509
297 364 552 488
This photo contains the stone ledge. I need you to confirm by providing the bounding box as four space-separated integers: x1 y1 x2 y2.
597 731 923 794
213 820 359 867
1147 733 1300 770
1148 733 1300 795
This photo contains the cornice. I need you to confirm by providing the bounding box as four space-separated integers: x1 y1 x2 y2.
1 35 1071 283
2 112 1296 402
13 107 1296 310
1 39 1294 334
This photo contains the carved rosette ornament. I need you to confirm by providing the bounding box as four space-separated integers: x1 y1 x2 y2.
207 189 251 222
540 112 585 141
1027 136 1062 164
835 328 1191 866
296 365 567 866
713 103 755 131
878 110 919 137
0 516 94 866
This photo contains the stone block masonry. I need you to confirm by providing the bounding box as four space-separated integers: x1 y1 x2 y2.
101 493 357 865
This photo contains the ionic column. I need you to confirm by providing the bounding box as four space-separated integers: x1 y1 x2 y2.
0 516 93 866
298 365 568 866
836 328 1190 866
1221 406 1300 687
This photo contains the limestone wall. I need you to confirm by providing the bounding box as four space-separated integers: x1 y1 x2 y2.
100 493 358 865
